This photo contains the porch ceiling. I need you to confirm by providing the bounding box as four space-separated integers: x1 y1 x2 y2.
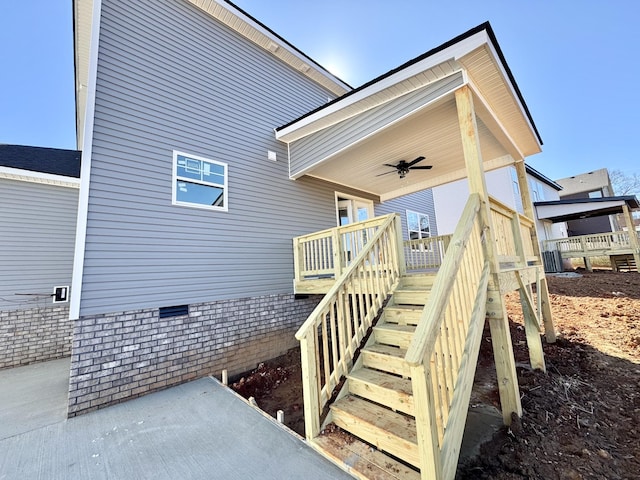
302 93 515 201
276 23 542 202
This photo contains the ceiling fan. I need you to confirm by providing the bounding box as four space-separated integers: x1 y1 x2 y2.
377 156 432 179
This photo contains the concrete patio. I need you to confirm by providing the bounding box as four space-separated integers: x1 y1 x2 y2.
0 360 354 479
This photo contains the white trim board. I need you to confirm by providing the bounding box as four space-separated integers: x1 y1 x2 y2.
0 166 80 188
70 0 102 321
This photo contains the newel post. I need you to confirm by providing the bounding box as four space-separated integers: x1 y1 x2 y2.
394 214 407 277
299 331 321 440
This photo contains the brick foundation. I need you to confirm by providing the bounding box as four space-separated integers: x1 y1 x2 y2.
0 305 72 369
68 293 320 417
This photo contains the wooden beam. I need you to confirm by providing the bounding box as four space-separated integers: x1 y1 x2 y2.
517 273 546 372
538 276 557 343
622 204 640 268
486 289 522 423
455 85 521 424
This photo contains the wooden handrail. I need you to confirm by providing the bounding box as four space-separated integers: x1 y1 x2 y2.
293 215 392 281
405 194 481 367
294 214 397 341
295 214 402 440
543 230 638 253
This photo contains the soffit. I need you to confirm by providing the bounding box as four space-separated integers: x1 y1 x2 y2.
304 94 514 201
73 0 351 148
458 45 541 157
186 0 350 96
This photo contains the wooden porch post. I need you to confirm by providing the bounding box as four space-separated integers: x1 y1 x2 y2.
514 160 556 343
622 204 640 268
455 85 522 423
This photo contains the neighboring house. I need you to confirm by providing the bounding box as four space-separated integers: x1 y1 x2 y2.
555 168 619 235
0 144 81 368
69 0 439 416
432 163 567 244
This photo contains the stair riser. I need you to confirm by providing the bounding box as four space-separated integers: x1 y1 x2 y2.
347 378 414 415
393 291 429 305
400 276 436 288
373 328 413 349
361 351 412 377
382 308 422 325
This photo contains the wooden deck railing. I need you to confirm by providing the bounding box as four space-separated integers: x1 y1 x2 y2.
404 234 453 271
543 231 639 256
489 196 537 265
405 194 489 479
295 214 403 440
293 216 392 282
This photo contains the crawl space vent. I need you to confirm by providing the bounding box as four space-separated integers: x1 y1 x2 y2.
159 304 189 318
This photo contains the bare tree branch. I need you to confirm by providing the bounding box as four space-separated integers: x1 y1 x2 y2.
609 169 640 196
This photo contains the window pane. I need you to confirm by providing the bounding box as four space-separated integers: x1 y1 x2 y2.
419 214 430 235
202 162 225 184
176 180 224 207
176 155 204 181
407 212 419 232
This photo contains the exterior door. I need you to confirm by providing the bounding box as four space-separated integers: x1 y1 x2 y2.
336 195 374 265
337 198 373 226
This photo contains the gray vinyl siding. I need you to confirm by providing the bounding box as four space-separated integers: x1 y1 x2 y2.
0 179 78 311
374 190 439 241
289 72 464 176
80 0 356 315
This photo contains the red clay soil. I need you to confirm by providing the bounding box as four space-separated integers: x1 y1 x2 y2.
232 270 640 479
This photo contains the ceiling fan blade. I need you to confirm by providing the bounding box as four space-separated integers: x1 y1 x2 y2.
376 170 398 177
406 156 426 167
409 165 433 170
382 164 399 168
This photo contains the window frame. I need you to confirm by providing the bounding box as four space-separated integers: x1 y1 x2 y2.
172 150 228 212
406 209 431 239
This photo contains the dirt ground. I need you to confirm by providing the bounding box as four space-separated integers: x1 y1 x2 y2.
231 270 640 479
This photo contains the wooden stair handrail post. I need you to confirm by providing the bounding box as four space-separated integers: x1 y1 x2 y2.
394 214 407 277
299 330 321 440
332 228 342 278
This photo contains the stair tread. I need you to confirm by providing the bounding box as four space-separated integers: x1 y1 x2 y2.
385 304 423 312
312 434 420 480
331 396 419 467
395 286 431 292
349 368 412 394
362 343 407 358
374 323 416 333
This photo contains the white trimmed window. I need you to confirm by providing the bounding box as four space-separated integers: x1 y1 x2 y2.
172 151 227 211
406 210 430 240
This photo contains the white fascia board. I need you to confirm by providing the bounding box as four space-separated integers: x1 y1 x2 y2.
0 166 80 188
70 0 102 321
204 0 350 93
484 40 542 151
536 201 626 220
276 31 489 143
467 79 525 161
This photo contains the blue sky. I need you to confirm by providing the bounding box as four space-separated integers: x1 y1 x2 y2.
1 0 638 181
